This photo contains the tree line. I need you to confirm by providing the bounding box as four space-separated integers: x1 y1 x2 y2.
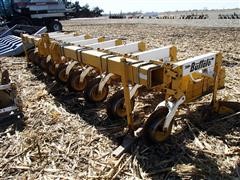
65 1 104 18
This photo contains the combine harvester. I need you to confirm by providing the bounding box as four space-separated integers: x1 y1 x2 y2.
21 31 236 150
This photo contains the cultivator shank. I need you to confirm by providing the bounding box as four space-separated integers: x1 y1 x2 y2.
21 31 232 142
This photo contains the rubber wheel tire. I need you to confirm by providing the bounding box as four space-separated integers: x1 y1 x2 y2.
47 60 56 76
48 21 63 32
106 90 135 119
143 107 173 143
84 78 109 103
56 64 68 83
0 91 13 109
27 49 35 62
39 57 47 70
31 52 40 65
68 69 87 92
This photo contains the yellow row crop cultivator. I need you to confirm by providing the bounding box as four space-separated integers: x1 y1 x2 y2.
21 31 233 142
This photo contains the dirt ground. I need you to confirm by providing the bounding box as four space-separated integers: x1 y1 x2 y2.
0 19 240 179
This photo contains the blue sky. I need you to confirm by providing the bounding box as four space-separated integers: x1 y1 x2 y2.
70 0 240 13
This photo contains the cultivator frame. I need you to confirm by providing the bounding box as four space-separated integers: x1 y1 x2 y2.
21 31 231 142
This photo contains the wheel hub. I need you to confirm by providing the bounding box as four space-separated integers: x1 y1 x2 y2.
53 24 60 31
106 90 134 119
143 107 172 143
70 74 87 91
58 68 68 82
90 83 108 102
148 118 171 142
113 98 126 118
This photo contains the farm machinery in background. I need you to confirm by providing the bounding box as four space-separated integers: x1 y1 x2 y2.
0 0 106 57
0 0 65 56
179 13 209 19
0 0 104 28
218 12 240 19
0 0 67 32
21 31 236 146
